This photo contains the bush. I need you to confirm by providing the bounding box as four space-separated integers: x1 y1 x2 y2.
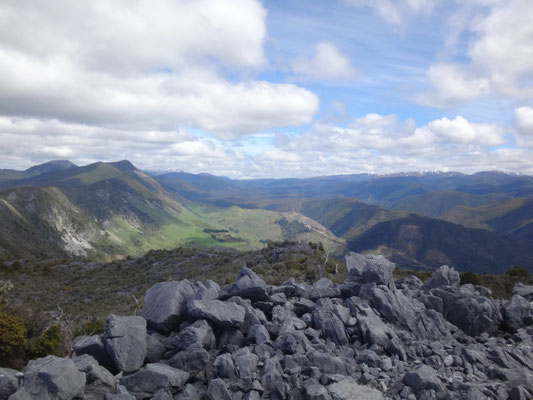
0 312 27 367
460 271 481 286
29 323 63 358
505 266 530 277
73 319 104 338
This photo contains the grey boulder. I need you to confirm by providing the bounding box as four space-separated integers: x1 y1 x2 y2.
168 345 210 376
219 267 268 302
187 299 245 327
361 255 396 288
431 287 502 336
103 315 147 373
119 363 189 398
424 265 460 289
513 283 533 301
312 299 349 345
403 364 445 394
501 294 533 333
206 379 232 400
327 377 384 400
309 278 341 300
142 281 195 332
9 356 85 400
73 354 116 399
73 334 116 373
0 368 20 400
167 320 215 351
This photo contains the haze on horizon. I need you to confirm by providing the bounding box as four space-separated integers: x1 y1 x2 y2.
0 0 532 179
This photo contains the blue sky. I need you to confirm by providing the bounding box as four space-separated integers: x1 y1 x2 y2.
0 0 532 177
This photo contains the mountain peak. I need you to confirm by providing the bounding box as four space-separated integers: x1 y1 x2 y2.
109 159 137 172
25 160 77 175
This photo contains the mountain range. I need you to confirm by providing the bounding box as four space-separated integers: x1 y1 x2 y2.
1 160 532 274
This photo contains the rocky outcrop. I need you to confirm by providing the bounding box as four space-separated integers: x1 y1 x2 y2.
5 253 533 400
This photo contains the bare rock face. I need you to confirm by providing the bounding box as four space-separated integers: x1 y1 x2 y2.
9 252 533 400
103 314 147 373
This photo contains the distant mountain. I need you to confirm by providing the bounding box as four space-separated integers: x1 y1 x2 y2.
0 159 77 183
25 159 77 175
347 214 533 273
155 170 533 211
387 190 511 217
2 161 533 273
0 161 342 260
443 197 533 243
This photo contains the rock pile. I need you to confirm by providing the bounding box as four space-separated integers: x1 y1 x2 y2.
3 254 533 399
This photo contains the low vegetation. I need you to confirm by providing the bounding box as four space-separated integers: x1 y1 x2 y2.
1 241 532 369
0 241 343 368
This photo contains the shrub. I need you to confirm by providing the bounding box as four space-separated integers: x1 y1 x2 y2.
29 323 63 358
73 319 104 338
0 312 27 367
505 266 530 277
460 271 481 286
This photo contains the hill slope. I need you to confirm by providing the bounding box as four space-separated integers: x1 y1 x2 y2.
348 214 533 273
0 161 343 260
442 197 533 242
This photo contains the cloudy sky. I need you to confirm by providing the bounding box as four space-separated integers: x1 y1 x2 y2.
1 0 533 177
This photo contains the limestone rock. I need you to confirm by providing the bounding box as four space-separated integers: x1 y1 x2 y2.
187 299 245 327
403 365 445 394
219 267 268 302
513 283 533 301
327 377 384 400
0 368 20 400
73 354 116 399
502 294 533 333
424 265 460 289
73 334 116 373
167 320 215 351
119 363 189 398
10 356 85 400
142 281 195 332
361 255 396 288
103 315 147 373
206 379 232 400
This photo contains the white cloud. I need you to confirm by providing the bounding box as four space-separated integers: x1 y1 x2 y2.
257 113 514 177
344 0 439 24
0 0 318 138
291 42 358 82
0 0 267 72
422 0 533 106
417 63 490 107
514 106 533 147
424 116 504 145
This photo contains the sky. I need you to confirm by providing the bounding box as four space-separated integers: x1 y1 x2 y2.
1 0 533 178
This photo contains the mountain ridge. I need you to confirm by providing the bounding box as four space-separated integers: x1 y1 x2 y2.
1 159 533 273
